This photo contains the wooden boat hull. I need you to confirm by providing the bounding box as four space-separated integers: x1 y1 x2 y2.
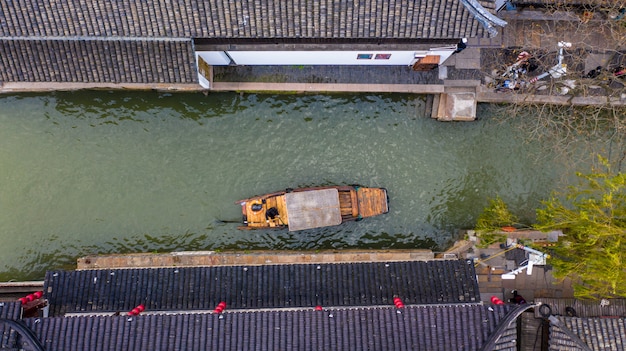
235 185 388 231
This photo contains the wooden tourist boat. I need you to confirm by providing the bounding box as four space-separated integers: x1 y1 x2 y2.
236 185 389 231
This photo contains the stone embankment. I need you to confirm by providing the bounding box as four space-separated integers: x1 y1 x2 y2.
0 240 574 305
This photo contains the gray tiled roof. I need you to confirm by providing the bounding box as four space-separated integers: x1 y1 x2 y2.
0 302 21 320
511 0 614 6
44 260 480 316
1 305 517 351
0 1 498 85
534 298 626 318
0 38 197 83
1 0 494 39
549 316 626 351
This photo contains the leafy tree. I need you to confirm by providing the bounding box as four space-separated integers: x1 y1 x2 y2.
475 196 519 248
536 156 626 299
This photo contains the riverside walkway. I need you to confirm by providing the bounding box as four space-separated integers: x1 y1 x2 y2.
208 8 625 110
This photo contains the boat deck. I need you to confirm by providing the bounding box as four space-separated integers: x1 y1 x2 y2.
357 187 388 218
242 196 288 229
339 190 358 218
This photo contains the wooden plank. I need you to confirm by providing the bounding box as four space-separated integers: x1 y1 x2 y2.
437 93 447 120
339 191 353 217
356 188 388 218
243 197 271 228
276 195 288 225
350 189 359 217
412 55 440 71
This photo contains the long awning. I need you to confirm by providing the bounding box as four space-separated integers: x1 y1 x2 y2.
285 189 342 231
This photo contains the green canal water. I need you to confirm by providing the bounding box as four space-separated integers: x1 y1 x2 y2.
0 91 573 280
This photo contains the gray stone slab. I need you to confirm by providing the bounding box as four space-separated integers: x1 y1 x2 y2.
445 92 477 121
455 48 482 69
439 65 448 79
436 93 477 121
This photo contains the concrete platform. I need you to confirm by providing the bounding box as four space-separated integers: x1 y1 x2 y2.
0 281 44 301
210 82 445 94
76 249 435 270
453 47 482 70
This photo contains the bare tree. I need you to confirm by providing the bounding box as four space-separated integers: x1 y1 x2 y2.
482 2 626 169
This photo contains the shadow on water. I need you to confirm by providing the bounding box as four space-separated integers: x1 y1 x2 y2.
51 90 256 123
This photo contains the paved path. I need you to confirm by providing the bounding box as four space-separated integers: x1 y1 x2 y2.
211 82 445 93
476 265 575 304
76 249 435 270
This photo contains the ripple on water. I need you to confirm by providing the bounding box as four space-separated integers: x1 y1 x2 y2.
0 92 568 280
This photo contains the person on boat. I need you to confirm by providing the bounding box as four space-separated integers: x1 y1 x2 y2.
266 207 279 220
265 207 283 227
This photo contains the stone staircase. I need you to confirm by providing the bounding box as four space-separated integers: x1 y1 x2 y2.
476 265 508 302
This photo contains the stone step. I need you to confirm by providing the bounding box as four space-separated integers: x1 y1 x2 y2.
479 280 504 289
475 266 506 275
477 274 502 283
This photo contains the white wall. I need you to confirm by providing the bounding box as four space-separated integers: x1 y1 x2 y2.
197 51 232 66
225 51 414 65
196 49 457 66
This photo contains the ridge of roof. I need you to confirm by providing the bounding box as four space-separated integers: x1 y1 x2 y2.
2 304 518 351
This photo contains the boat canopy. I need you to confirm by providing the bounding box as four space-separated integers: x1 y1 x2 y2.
285 188 342 231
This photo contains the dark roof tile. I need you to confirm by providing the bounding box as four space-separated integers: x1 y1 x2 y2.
0 39 197 83
549 316 626 351
0 1 500 84
9 305 515 351
1 0 493 39
535 298 626 318
0 302 21 319
44 260 480 316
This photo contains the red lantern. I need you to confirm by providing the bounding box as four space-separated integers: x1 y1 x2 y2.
393 297 405 308
127 304 145 316
214 301 227 314
490 296 504 305
18 291 44 305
